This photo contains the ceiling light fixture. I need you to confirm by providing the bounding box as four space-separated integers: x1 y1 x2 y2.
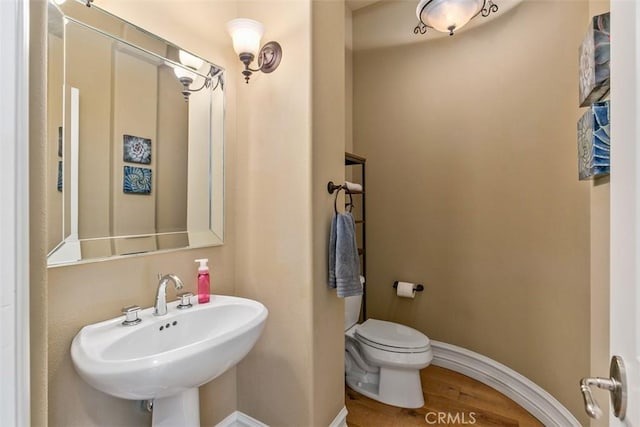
226 18 282 84
414 0 498 36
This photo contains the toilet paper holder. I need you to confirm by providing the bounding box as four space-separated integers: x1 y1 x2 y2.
392 281 424 292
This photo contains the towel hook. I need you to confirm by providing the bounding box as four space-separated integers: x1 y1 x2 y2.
327 181 341 194
327 181 353 214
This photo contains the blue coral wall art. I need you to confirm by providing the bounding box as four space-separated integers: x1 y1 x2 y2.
123 134 152 164
579 12 610 107
578 100 610 180
57 161 62 192
123 166 152 194
57 126 62 157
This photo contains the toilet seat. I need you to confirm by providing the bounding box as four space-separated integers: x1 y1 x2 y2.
354 319 430 354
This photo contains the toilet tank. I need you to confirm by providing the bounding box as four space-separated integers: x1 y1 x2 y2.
344 293 362 331
344 276 365 331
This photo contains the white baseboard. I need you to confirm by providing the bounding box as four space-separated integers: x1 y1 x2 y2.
328 406 348 427
215 406 347 427
215 411 268 427
430 340 581 427
217 342 578 427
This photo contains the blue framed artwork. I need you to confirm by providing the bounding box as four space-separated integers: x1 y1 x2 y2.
578 12 610 107
577 100 610 180
123 166 152 194
123 134 151 164
57 126 62 157
57 161 62 192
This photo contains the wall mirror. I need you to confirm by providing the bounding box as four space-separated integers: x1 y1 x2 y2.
47 0 225 266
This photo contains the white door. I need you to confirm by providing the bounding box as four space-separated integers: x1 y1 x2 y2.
607 0 640 424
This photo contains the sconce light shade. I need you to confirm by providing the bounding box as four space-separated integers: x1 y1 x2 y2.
168 61 221 102
173 66 197 82
178 50 204 71
227 18 282 84
226 18 265 57
415 0 497 36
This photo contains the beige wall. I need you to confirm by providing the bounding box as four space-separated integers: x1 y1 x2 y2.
345 6 353 154
311 2 347 426
233 1 315 424
39 1 347 426
353 0 590 423
234 1 348 424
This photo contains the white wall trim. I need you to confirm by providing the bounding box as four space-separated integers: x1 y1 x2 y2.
431 341 580 427
215 411 268 427
328 406 348 427
214 407 347 427
0 0 30 426
610 0 640 425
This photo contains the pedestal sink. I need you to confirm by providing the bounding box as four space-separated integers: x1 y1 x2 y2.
71 295 268 427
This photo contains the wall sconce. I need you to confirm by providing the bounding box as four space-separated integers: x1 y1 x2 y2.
226 18 282 84
172 50 222 101
414 0 498 36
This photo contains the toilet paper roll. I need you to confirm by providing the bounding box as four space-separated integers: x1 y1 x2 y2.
345 181 363 193
396 281 416 299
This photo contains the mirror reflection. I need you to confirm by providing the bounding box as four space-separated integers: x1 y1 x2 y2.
47 1 225 266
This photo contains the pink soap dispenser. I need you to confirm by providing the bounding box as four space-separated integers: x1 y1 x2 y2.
195 258 210 303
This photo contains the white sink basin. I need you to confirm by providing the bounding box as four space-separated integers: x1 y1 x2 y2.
71 294 267 424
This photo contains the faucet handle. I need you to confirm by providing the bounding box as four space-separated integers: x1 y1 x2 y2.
121 305 142 326
177 292 193 310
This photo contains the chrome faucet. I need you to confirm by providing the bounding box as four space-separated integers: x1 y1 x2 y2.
154 274 184 316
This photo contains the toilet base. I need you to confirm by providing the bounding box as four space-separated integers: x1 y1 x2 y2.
346 365 425 408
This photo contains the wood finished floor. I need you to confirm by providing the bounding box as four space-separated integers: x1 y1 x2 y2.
345 366 544 427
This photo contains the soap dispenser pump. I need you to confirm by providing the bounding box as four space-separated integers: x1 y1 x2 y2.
195 258 210 303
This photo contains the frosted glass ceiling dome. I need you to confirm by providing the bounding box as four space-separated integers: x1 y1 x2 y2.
352 0 522 51
416 0 491 35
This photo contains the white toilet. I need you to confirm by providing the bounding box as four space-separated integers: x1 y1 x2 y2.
344 291 433 408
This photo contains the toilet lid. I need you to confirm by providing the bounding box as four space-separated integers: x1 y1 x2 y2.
355 319 430 350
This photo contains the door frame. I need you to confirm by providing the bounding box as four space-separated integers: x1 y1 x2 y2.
610 0 639 424
0 0 31 425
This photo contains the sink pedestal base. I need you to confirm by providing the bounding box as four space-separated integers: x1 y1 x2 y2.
152 388 200 427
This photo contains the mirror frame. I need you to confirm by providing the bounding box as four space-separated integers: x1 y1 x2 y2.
47 0 225 267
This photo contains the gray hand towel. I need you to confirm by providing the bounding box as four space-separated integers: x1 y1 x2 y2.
328 212 363 298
